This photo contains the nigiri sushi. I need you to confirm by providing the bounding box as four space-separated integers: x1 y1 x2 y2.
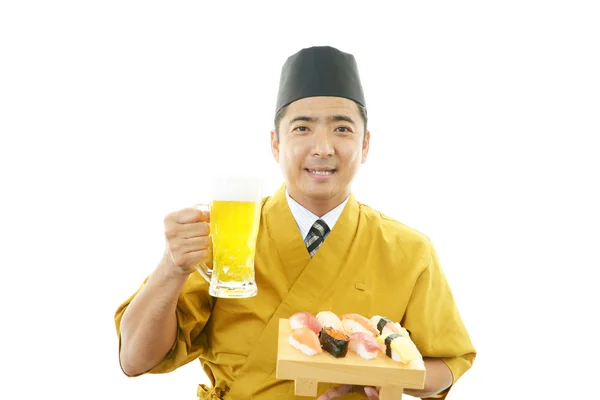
348 332 383 360
377 333 422 364
289 312 322 335
393 322 411 338
371 315 396 336
370 315 410 337
340 313 379 337
319 327 350 358
289 327 322 356
316 311 343 331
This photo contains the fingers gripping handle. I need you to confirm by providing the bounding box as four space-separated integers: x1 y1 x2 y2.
193 203 212 283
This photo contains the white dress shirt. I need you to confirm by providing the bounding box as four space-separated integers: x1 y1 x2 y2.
285 190 349 240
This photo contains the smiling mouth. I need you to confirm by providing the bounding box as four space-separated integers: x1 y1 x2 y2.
305 168 336 175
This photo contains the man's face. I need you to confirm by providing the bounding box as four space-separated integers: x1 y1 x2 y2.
271 96 370 209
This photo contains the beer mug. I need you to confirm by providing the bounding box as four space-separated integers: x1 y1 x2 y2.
194 175 262 298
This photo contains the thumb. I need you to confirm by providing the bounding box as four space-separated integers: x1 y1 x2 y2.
364 387 379 400
192 204 210 222
200 210 210 222
317 385 353 399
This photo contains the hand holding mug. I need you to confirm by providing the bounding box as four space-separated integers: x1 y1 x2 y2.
163 207 211 275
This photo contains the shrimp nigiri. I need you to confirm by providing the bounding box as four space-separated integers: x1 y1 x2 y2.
289 312 322 335
289 327 322 356
340 313 379 337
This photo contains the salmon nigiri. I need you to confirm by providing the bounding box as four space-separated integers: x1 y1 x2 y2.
289 327 322 356
348 332 383 360
340 313 379 337
289 312 322 335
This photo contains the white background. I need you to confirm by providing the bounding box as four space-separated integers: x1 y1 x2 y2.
1 1 599 399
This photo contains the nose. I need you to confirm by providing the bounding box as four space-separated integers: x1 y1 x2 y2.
310 127 334 158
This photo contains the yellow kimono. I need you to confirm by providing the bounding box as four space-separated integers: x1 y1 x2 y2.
114 185 476 399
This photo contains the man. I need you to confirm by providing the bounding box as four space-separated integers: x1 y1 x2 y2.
114 46 476 399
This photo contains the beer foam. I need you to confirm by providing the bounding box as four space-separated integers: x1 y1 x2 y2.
212 175 263 202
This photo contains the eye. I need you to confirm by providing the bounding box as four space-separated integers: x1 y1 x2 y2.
335 126 352 133
293 126 309 133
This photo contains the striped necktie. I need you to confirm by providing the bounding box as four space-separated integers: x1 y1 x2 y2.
305 219 330 257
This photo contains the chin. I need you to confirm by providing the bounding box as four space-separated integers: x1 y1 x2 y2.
303 184 342 201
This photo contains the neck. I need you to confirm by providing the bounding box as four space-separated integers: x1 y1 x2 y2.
288 189 349 217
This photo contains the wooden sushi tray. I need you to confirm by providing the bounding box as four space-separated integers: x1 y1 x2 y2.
276 319 426 399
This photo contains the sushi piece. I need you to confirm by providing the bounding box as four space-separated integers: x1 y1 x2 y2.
316 311 343 331
348 332 383 360
340 313 379 337
393 322 411 338
370 315 410 337
289 327 322 356
319 327 350 358
289 312 322 335
370 315 397 336
377 333 422 364
370 315 411 337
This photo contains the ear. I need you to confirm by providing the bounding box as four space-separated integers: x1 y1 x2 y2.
271 130 280 163
361 130 370 163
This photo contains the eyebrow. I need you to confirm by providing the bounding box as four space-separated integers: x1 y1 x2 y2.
289 115 356 125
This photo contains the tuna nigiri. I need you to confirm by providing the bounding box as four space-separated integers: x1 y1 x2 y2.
289 327 322 356
348 332 383 360
316 311 343 331
340 313 379 337
289 312 322 335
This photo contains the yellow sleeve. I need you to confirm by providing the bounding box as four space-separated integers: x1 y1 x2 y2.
114 271 215 375
401 242 476 399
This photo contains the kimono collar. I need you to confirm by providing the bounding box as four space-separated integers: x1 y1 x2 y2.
285 190 349 240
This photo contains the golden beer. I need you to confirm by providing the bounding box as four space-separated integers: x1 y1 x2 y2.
210 200 260 286
194 175 262 298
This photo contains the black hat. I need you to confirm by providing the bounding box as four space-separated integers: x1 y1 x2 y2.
275 46 366 115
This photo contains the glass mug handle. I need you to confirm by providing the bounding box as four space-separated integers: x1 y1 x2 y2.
193 203 212 283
